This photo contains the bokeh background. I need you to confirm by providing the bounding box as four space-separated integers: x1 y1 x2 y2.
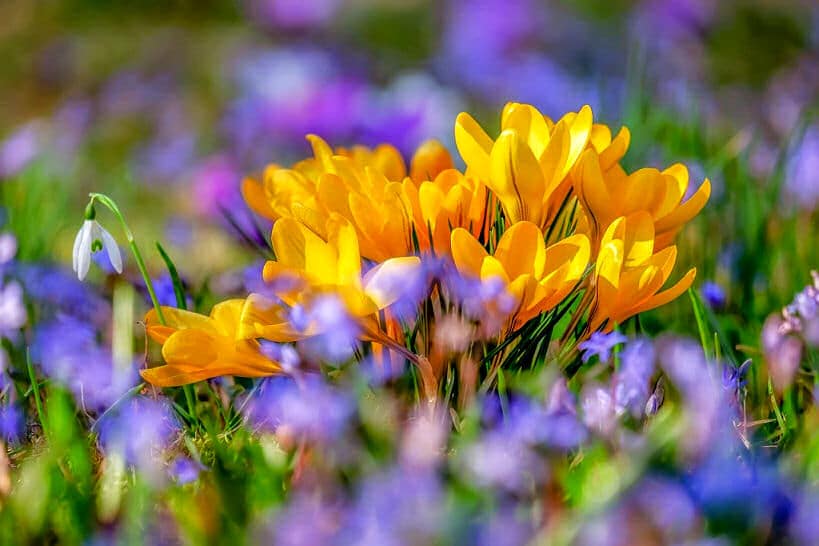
1 0 818 335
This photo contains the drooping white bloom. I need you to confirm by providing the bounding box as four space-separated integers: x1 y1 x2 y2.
72 219 123 281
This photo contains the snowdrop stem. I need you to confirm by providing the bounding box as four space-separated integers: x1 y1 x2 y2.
88 193 166 325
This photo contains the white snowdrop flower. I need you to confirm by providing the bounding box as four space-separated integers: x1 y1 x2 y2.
72 219 123 281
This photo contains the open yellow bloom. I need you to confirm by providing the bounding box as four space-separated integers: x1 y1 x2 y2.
576 149 711 250
256 214 422 324
401 168 490 255
591 212 696 331
451 221 590 333
455 103 628 231
141 300 283 387
243 135 413 261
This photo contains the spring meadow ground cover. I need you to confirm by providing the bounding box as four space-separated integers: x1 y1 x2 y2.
1 1 819 544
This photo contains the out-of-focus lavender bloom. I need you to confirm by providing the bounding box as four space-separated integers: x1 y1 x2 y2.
0 122 42 178
444 268 515 337
259 341 300 373
150 274 190 309
613 338 656 417
0 233 17 265
0 280 26 339
438 0 606 115
474 507 534 546
632 476 699 539
789 490 819 545
687 452 793 528
191 154 242 219
246 0 342 31
242 376 353 444
581 384 617 436
361 256 432 322
293 295 360 364
170 457 205 485
460 430 542 492
269 494 343 546
400 410 448 469
98 396 178 476
701 281 727 310
14 263 110 324
0 403 23 444
341 466 444 546
33 316 137 412
359 73 463 155
762 315 803 391
579 331 628 364
505 388 587 450
785 125 819 211
225 48 369 163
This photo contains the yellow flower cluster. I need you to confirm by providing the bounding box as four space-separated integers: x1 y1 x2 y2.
142 103 709 388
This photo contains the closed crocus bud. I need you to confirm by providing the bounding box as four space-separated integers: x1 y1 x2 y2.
410 139 454 182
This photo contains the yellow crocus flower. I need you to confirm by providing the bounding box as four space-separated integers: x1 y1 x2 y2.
591 212 696 331
451 221 590 333
261 214 422 320
455 103 600 229
141 299 284 387
242 135 416 261
401 168 490 255
576 148 711 250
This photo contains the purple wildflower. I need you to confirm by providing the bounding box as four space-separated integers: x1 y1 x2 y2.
613 338 656 417
242 376 353 444
0 403 23 445
294 295 360 364
33 316 137 412
0 232 17 265
97 396 179 474
170 457 205 485
579 331 628 364
0 122 42 178
0 280 26 339
701 281 727 310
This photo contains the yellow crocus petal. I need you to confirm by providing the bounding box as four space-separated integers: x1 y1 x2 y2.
306 134 336 173
544 234 591 283
145 306 217 343
577 149 612 227
490 130 545 223
237 294 303 342
566 105 594 170
455 112 494 176
480 256 510 285
272 217 340 285
242 176 278 220
655 179 712 234
451 227 487 277
631 268 697 316
410 139 454 182
502 103 551 158
598 126 630 171
494 221 545 279
361 256 423 310
589 124 612 152
327 215 362 287
418 182 446 229
622 211 655 266
539 121 571 191
317 173 354 218
596 239 625 291
373 144 407 181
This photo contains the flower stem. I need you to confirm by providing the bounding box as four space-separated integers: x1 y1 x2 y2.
26 347 49 439
88 193 166 325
